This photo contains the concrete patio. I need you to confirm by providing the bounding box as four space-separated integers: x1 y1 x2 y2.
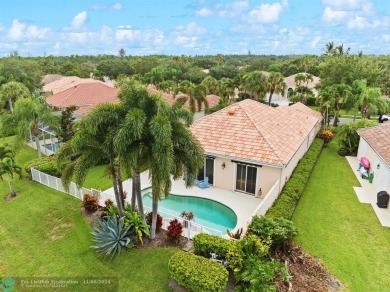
346 156 390 227
103 171 264 234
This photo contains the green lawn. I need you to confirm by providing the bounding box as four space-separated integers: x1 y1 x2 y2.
293 141 390 292
0 137 177 291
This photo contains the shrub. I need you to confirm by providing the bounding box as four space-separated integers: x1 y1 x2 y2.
146 212 163 232
248 216 298 246
82 194 99 213
25 156 61 178
104 199 114 209
317 129 334 143
193 233 236 260
91 215 136 258
124 211 150 244
168 251 228 292
166 219 183 243
267 138 324 219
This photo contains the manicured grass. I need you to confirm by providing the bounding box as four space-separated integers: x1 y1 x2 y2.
293 141 390 292
0 178 178 291
0 135 38 167
82 165 113 191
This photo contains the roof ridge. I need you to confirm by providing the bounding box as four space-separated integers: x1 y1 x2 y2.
239 101 284 165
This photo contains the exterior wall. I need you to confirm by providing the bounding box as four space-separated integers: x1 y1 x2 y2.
213 157 235 190
257 166 281 195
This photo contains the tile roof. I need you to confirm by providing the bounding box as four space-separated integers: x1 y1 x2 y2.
146 85 221 109
46 83 119 114
358 123 390 168
191 99 322 167
43 76 113 94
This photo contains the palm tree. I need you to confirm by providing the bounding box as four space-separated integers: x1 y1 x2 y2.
175 80 209 113
13 93 59 160
57 103 126 216
319 84 352 126
266 72 286 105
359 87 387 119
242 71 268 101
218 78 235 98
201 76 219 95
0 81 30 112
0 144 22 196
115 84 204 239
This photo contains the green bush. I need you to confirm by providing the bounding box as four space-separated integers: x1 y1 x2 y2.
248 216 298 245
267 138 324 219
305 97 317 106
25 156 62 178
193 233 236 260
168 251 228 292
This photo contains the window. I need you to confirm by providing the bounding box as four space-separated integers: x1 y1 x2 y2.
235 164 257 195
197 157 214 185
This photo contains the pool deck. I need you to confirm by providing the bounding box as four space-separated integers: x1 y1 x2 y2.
102 171 263 233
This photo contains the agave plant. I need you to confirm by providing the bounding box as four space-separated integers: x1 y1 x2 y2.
91 215 136 258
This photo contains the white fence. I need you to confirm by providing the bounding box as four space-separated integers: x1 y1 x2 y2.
31 168 115 203
252 179 280 217
31 168 222 240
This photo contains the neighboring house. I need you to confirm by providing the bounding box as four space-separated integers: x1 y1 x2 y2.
190 99 322 196
46 83 119 117
284 73 320 99
42 75 114 94
357 124 390 195
147 85 221 120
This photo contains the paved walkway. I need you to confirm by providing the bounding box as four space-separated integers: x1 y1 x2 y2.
103 171 263 233
346 156 390 227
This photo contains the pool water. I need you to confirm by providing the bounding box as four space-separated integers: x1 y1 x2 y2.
142 193 237 235
44 142 62 152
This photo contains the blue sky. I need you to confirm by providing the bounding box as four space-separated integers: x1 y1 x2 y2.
0 0 389 56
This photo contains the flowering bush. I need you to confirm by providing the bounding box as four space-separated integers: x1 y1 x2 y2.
167 219 183 243
82 194 99 213
146 212 163 232
317 129 334 143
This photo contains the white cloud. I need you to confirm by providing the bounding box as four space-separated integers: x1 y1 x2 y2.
172 22 206 37
71 11 87 30
311 36 322 48
115 25 164 46
195 8 213 17
322 0 368 11
322 7 348 23
116 26 140 41
111 3 123 11
8 19 50 41
92 2 123 11
247 0 288 23
347 15 380 29
383 34 390 42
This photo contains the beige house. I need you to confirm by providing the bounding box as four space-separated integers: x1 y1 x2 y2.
191 99 322 196
358 124 390 196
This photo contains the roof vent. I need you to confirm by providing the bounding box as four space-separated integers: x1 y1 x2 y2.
228 107 238 115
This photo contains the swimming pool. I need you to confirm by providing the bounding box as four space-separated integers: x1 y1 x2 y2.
44 142 62 152
142 193 237 235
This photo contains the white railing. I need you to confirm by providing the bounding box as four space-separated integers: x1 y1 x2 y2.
252 179 280 217
143 205 223 240
31 168 223 240
31 168 116 203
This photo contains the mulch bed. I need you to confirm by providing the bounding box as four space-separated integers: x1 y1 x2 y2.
4 191 21 201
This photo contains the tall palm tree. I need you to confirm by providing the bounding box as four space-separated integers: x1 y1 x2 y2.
0 144 22 196
115 84 204 239
201 76 219 95
57 103 127 216
218 78 235 98
266 72 286 105
0 81 30 112
319 84 352 126
13 92 59 160
359 87 387 119
242 71 268 101
175 80 209 113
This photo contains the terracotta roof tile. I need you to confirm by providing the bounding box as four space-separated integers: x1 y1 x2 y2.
358 123 390 167
46 83 119 113
191 99 322 166
43 76 113 94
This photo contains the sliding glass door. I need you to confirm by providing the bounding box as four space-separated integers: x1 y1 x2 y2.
197 157 214 185
235 164 257 195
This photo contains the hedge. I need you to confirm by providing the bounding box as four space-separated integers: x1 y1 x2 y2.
266 138 324 219
193 233 236 260
25 156 62 178
168 251 228 292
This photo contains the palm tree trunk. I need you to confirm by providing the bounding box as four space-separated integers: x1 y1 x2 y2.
268 91 274 105
117 164 125 208
109 159 124 216
8 98 14 113
150 198 158 239
34 135 42 160
133 167 145 223
131 175 137 212
7 177 15 196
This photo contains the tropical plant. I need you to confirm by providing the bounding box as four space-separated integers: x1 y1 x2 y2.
217 77 235 98
317 129 334 143
115 83 204 239
242 71 268 101
319 84 352 126
175 80 209 113
266 72 286 105
104 199 114 209
0 144 22 196
167 219 183 243
124 211 150 244
57 103 126 216
227 227 243 240
0 81 29 112
57 105 76 142
91 215 136 258
146 212 163 232
359 86 387 119
201 76 219 94
13 92 59 160
82 194 99 213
